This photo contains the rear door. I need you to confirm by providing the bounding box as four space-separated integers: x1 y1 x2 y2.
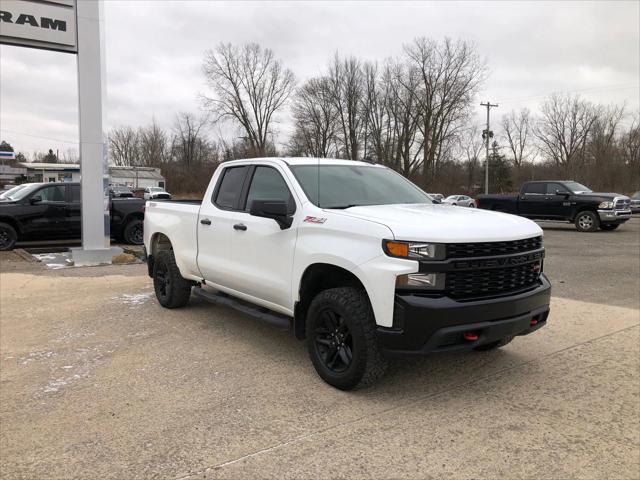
518 182 547 217
196 165 250 286
67 184 82 238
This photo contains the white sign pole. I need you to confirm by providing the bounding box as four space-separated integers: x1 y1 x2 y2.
73 0 111 264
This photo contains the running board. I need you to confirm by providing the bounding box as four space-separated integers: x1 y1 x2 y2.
192 287 291 329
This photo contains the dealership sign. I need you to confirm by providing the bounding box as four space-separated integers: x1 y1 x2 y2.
0 0 77 53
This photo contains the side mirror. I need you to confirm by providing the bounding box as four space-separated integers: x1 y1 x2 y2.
249 200 293 229
30 196 42 204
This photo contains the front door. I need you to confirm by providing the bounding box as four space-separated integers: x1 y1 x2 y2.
543 182 573 219
66 185 82 239
21 184 69 240
226 165 299 309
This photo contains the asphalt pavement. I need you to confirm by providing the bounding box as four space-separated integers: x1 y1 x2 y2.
0 218 638 479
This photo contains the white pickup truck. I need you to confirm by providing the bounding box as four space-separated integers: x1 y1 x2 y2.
144 158 551 390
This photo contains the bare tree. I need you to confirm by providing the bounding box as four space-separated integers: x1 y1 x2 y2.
328 54 365 159
458 126 484 192
138 120 169 167
405 37 486 188
171 112 213 167
621 112 640 172
202 42 295 156
290 77 338 158
501 108 533 169
109 126 140 166
534 94 598 176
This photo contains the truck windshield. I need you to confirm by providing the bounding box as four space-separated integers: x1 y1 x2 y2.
289 164 433 208
564 182 592 194
6 184 41 201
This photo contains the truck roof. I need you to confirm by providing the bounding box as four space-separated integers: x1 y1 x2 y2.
221 157 384 168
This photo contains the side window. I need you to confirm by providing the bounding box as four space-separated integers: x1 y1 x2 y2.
70 185 81 202
213 166 249 210
244 166 295 213
37 185 66 202
523 183 545 195
546 183 567 195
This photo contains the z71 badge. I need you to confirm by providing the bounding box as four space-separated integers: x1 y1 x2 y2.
303 216 327 224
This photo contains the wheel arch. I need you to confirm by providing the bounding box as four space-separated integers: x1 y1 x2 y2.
147 232 174 277
293 263 371 340
0 216 22 234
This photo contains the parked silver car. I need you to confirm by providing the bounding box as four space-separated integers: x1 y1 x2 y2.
143 186 172 200
443 194 475 207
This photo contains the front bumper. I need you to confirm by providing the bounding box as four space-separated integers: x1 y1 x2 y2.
598 209 631 223
376 274 551 355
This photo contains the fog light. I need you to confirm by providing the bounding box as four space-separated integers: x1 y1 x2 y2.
396 273 444 290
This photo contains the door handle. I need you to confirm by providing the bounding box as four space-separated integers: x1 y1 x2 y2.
233 223 247 231
200 218 211 225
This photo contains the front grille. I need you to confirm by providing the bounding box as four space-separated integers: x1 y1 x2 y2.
447 236 542 259
446 262 541 299
615 198 630 210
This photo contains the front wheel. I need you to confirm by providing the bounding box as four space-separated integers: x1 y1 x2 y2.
307 287 387 390
0 222 17 251
600 224 619 231
575 211 599 232
153 249 192 308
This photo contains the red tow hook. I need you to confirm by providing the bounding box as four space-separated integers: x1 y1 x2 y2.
530 318 539 326
463 332 479 342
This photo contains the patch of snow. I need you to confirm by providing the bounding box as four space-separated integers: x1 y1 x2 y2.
113 292 154 308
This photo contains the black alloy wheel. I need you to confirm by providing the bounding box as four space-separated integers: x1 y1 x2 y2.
313 307 354 373
0 223 17 251
124 219 144 245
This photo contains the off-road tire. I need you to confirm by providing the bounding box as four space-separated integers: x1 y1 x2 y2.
153 249 192 308
123 218 144 245
306 287 387 390
600 224 619 231
0 222 17 251
574 210 599 232
474 336 514 351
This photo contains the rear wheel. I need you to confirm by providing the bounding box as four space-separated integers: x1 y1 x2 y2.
474 336 514 351
307 287 387 390
0 222 17 251
468 203 475 208
600 224 619 231
153 249 192 308
123 219 144 245
575 211 599 232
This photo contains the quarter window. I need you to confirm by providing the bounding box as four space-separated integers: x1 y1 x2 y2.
213 166 249 209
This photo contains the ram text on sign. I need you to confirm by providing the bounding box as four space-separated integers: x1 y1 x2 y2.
0 0 77 53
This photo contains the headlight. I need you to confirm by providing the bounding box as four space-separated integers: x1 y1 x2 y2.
383 240 445 260
599 201 614 209
396 273 445 290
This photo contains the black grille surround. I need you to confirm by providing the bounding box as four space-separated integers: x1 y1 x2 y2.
446 236 542 259
415 237 545 300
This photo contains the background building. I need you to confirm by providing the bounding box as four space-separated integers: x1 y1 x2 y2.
0 163 166 189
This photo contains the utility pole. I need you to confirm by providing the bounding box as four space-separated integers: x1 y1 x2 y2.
481 102 498 194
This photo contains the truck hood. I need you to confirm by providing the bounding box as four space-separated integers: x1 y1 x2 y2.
576 192 629 200
333 204 542 243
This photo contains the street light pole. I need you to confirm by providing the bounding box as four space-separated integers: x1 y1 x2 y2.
481 101 498 194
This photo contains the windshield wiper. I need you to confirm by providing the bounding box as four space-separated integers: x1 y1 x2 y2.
325 204 361 209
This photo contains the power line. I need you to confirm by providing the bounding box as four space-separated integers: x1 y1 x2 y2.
0 128 78 145
497 83 639 105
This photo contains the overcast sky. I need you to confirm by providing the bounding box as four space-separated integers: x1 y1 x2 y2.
1 0 638 156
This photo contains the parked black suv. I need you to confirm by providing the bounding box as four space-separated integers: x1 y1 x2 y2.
476 181 632 232
0 182 146 250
